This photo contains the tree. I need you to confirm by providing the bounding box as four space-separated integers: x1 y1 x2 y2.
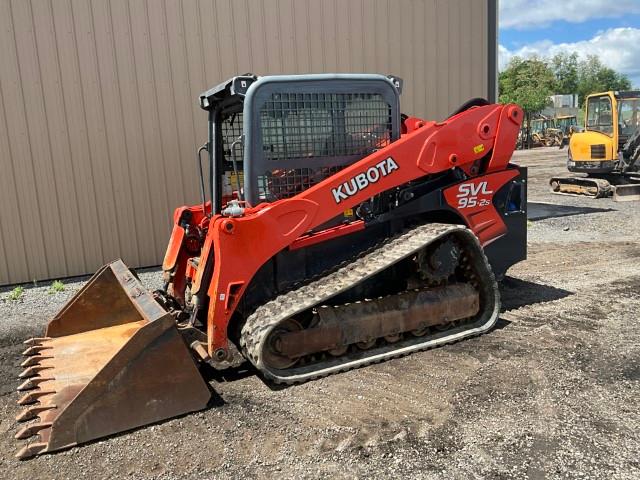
550 52 579 94
499 56 555 147
576 55 632 106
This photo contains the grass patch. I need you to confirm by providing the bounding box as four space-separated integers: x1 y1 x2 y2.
6 286 24 302
49 280 65 294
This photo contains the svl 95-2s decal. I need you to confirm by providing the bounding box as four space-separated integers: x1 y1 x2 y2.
456 181 493 208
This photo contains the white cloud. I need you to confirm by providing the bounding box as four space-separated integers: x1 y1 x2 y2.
499 27 640 87
500 0 640 30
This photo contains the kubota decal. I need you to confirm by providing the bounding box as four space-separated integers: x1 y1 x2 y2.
332 157 399 203
456 181 493 208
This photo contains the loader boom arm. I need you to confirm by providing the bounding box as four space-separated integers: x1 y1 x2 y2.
198 103 522 358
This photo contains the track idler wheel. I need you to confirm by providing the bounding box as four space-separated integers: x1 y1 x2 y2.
263 319 303 369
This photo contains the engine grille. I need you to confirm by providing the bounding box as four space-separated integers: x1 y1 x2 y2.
590 144 606 159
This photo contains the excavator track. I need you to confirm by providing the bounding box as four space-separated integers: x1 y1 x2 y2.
240 223 500 384
549 176 612 198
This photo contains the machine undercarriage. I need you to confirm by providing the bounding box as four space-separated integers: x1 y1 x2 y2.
241 224 499 384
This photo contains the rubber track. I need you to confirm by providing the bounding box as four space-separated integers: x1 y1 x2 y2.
240 223 500 384
549 176 612 198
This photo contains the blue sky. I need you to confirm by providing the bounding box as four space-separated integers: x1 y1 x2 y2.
499 0 640 87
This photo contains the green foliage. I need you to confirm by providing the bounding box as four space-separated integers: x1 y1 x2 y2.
500 52 634 126
499 56 555 115
6 286 24 302
575 55 632 106
499 56 556 148
550 52 579 94
48 280 65 294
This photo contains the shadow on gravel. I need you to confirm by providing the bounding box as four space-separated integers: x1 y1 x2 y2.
203 361 291 392
202 362 255 383
500 276 573 311
493 318 512 330
528 202 613 221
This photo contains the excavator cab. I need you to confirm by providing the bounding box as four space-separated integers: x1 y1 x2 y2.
618 95 640 141
567 91 640 172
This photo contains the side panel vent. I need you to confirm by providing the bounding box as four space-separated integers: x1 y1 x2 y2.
591 144 606 159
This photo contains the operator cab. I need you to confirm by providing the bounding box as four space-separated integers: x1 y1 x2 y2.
586 90 640 149
198 74 402 213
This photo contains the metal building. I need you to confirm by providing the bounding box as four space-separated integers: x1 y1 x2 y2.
0 0 498 285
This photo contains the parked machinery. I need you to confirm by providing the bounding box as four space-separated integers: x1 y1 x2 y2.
556 115 579 149
530 116 562 147
550 91 640 200
15 74 526 459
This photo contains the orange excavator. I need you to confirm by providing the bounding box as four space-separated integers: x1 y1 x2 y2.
15 74 526 459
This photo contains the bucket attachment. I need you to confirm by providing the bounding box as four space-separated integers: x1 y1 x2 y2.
15 260 211 460
613 183 640 202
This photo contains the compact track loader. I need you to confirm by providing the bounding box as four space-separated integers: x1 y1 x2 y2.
15 74 526 459
550 90 640 201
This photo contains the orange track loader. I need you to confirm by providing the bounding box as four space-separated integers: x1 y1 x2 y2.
15 74 526 459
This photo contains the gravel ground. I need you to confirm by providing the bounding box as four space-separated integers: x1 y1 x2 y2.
1 147 638 479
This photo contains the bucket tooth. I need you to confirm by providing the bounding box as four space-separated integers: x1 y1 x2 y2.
18 365 52 379
16 405 56 422
16 442 48 460
18 390 55 406
15 422 52 440
23 337 50 346
22 345 51 356
17 377 53 392
20 355 53 368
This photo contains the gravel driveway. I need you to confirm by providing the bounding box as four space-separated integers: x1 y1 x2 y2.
1 147 638 479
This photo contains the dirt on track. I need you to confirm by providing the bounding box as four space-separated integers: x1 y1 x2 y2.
0 147 638 479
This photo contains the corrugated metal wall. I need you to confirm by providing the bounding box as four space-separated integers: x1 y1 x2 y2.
0 0 491 285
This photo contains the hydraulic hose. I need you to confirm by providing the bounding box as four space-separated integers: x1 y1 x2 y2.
197 144 208 215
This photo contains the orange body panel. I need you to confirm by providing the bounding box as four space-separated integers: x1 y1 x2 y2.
186 103 522 356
